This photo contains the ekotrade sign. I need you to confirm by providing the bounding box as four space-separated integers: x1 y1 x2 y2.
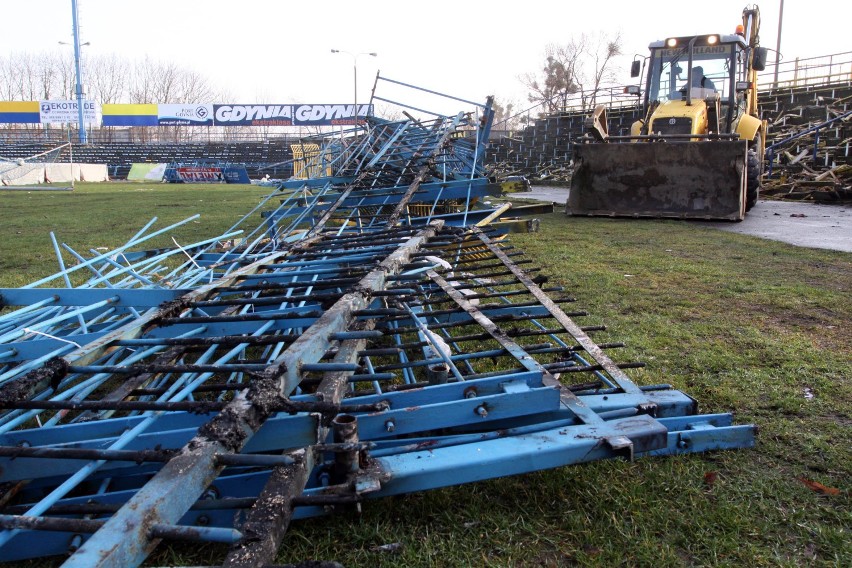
213 105 293 126
158 104 213 126
292 104 374 126
39 100 99 124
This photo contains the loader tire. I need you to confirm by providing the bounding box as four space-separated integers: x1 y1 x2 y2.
746 136 762 211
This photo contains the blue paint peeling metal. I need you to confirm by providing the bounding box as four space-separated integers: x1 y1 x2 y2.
0 75 754 566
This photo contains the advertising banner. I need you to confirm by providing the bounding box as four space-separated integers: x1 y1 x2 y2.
127 163 168 181
102 104 158 126
0 101 40 124
292 104 373 126
162 165 249 184
172 166 225 183
39 100 99 124
157 104 214 126
1 101 375 127
213 104 293 126
222 165 251 184
212 104 374 126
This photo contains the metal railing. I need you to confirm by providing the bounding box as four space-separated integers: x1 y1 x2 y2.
491 84 641 133
759 51 852 90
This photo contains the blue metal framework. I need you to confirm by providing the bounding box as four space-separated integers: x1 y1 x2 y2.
0 76 754 566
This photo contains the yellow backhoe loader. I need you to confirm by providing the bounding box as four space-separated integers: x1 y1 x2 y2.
567 5 768 221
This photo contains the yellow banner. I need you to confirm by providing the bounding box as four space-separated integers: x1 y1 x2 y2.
102 104 158 116
0 101 39 112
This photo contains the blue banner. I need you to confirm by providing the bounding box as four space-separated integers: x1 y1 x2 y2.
223 165 251 183
212 104 374 126
213 104 293 126
291 104 373 126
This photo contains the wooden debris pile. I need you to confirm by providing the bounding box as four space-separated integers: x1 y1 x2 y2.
763 163 852 202
522 163 573 184
487 159 573 186
762 89 852 203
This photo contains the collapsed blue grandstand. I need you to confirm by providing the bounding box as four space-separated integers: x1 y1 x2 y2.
0 75 755 566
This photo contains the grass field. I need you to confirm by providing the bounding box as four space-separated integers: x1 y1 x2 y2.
0 181 273 287
1 183 850 567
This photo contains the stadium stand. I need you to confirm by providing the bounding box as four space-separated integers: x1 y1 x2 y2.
0 139 294 180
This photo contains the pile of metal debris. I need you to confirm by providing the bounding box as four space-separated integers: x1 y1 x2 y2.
0 76 754 567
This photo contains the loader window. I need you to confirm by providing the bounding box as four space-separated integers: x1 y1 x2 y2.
648 44 734 103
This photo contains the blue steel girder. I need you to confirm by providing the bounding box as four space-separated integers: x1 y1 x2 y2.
0 288 191 308
0 79 755 567
57 222 445 567
0 407 753 561
263 178 498 215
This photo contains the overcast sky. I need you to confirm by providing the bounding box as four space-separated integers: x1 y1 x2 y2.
1 0 848 118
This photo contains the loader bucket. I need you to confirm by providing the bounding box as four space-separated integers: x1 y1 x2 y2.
567 140 748 221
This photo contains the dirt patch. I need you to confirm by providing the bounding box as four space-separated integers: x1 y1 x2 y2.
725 298 847 352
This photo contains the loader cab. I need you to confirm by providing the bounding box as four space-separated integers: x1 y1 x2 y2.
645 34 749 133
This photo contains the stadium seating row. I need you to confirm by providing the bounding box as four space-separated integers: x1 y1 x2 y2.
0 140 295 179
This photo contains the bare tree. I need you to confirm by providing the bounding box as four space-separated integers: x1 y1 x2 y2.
35 53 58 99
13 52 41 101
373 103 403 122
0 52 46 134
0 55 15 100
490 98 525 132
128 56 157 104
0 51 78 101
53 51 77 99
521 32 623 115
173 66 215 142
520 43 582 114
88 54 129 104
177 67 215 103
0 55 15 136
0 50 223 141
577 32 623 110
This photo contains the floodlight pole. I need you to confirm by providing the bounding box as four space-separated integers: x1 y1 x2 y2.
773 0 784 87
331 50 377 126
71 0 87 144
